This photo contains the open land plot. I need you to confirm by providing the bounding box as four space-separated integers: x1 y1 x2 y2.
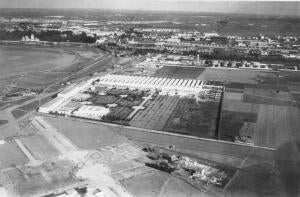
253 105 300 148
163 98 219 138
130 95 180 131
0 124 36 140
154 66 205 79
0 141 28 169
198 68 275 84
20 134 60 160
44 116 129 150
12 100 39 119
11 109 27 119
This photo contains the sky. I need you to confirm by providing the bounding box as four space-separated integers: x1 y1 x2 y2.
0 0 299 17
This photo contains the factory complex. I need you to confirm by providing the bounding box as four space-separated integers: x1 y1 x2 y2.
39 73 222 121
96 74 205 96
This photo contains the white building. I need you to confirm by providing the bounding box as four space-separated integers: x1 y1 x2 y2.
96 74 204 96
73 105 110 120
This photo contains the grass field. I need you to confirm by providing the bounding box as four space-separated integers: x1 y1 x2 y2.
130 95 180 131
198 68 275 84
154 66 205 79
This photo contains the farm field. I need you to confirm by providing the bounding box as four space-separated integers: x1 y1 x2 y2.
130 95 180 131
197 68 275 84
163 98 219 138
243 87 296 106
154 66 205 79
253 105 300 148
219 84 300 148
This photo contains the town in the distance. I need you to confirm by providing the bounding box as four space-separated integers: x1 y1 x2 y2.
0 7 300 197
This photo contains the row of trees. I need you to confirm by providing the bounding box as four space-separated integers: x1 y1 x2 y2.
0 30 97 43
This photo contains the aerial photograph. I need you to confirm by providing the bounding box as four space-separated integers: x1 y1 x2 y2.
0 0 299 196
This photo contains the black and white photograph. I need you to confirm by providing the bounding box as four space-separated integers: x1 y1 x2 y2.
0 0 300 196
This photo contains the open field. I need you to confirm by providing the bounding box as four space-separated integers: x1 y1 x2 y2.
130 95 180 131
154 66 205 79
0 46 76 79
198 68 275 84
0 141 28 169
44 116 129 149
20 134 60 160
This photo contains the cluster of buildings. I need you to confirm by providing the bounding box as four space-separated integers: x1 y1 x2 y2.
38 78 110 120
95 74 204 96
21 34 40 42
